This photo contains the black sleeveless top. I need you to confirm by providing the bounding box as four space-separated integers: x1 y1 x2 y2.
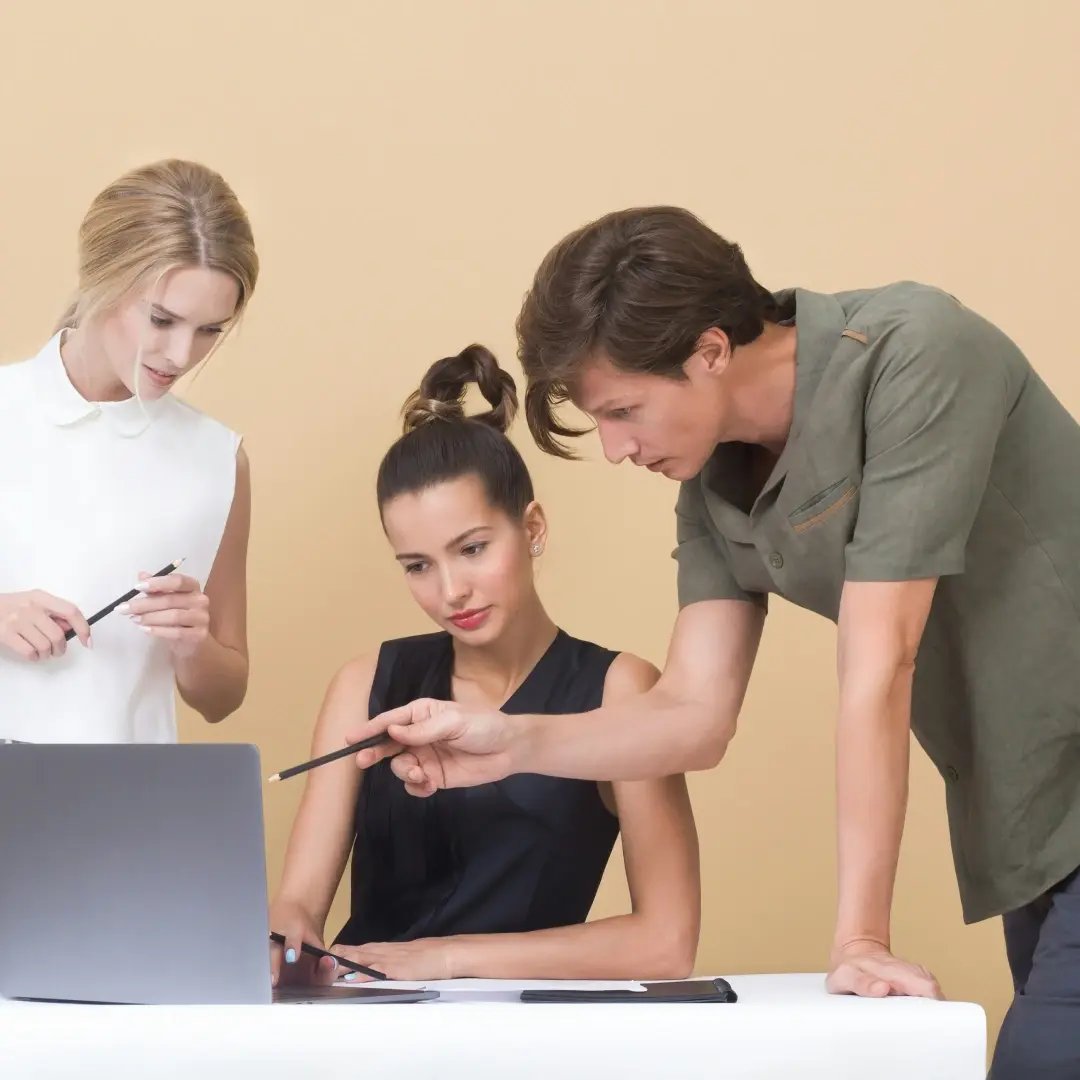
334 629 620 946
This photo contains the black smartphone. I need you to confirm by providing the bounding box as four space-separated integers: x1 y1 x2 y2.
269 931 386 981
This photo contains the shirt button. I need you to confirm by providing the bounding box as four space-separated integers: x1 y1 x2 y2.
945 765 959 782
768 552 784 570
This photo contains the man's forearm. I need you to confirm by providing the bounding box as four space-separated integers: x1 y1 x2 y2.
833 664 913 949
514 686 731 782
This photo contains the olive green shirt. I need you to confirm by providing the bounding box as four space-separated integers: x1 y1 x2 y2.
675 281 1080 922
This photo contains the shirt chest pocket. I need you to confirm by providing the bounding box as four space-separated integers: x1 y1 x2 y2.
788 478 859 535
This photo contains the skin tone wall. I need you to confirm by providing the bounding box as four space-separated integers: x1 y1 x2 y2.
3 0 1077 1054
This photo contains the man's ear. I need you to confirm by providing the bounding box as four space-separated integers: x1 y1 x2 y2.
688 326 733 378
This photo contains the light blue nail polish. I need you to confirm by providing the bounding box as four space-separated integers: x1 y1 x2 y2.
343 972 358 982
285 948 296 964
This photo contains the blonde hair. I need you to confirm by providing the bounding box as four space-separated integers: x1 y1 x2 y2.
55 159 258 334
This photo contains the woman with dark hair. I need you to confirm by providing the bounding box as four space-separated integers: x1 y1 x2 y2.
269 344 699 985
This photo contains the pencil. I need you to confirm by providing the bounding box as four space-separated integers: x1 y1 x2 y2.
65 558 186 641
269 931 386 980
267 731 392 783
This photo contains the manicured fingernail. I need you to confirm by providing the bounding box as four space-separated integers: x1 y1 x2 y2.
139 626 152 634
118 603 130 614
130 615 142 624
285 949 296 964
86 637 93 650
343 972 358 982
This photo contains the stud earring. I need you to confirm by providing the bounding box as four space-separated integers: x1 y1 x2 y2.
531 544 542 556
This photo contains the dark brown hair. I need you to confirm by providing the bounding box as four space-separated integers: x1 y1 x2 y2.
376 344 535 520
516 206 777 457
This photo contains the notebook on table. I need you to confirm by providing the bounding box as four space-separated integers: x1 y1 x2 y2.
520 977 737 1003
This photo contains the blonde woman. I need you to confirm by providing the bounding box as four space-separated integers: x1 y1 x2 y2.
0 160 259 742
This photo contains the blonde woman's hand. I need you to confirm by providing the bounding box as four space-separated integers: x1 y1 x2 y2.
0 590 91 661
121 570 210 659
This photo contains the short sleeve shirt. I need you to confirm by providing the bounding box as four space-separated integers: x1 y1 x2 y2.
673 282 1080 921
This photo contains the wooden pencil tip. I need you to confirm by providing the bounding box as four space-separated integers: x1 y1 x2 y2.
173 557 187 568
267 774 280 784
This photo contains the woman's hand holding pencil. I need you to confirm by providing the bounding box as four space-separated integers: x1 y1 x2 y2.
269 902 338 988
0 590 92 661
0 560 200 664
117 562 210 659
269 901 386 985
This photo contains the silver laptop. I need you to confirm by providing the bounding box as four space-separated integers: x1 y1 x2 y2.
0 742 436 1006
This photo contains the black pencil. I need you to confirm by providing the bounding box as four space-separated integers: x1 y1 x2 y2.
65 558 186 641
267 731 392 783
269 932 386 980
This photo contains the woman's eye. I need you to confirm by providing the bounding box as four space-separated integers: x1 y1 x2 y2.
149 314 172 328
404 562 426 575
610 407 633 420
462 543 487 558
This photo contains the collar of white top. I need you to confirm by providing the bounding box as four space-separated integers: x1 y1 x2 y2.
30 331 168 431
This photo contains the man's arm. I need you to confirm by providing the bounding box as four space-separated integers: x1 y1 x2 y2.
827 578 943 999
824 290 1015 999
523 598 764 780
351 598 763 791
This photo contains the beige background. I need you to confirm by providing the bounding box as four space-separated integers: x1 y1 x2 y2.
3 0 1079 1053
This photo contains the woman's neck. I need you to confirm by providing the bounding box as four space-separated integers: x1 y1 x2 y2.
59 328 132 403
450 593 559 708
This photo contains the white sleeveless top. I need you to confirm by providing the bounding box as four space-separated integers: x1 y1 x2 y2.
0 334 240 743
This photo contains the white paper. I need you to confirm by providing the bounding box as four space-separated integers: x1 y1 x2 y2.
335 977 646 993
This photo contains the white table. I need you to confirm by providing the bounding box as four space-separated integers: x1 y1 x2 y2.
0 973 986 1079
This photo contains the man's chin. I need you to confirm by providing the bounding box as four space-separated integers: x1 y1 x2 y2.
659 460 690 482
664 458 711 483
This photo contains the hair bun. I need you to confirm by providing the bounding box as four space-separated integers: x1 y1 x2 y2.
402 394 464 431
401 344 518 435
